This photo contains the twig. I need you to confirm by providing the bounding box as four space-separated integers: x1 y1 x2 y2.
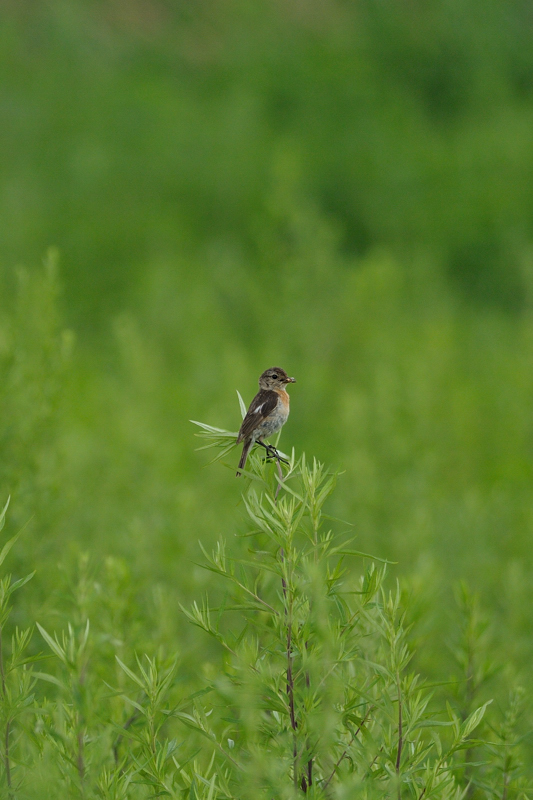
113 709 141 765
340 609 360 638
362 747 383 781
323 706 374 791
275 446 296 784
286 592 298 781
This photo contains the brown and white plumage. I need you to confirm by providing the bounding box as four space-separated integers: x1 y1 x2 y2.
236 367 296 476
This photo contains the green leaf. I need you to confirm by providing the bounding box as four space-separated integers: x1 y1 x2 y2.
36 624 67 664
224 462 265 482
0 496 10 533
462 700 492 738
0 530 23 570
33 671 66 690
337 549 396 564
237 390 247 420
10 572 35 593
116 656 147 690
274 480 303 503
119 694 146 715
189 777 198 800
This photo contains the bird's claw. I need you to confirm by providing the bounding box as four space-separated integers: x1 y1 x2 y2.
262 443 289 465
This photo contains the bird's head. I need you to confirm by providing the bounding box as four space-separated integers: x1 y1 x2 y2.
259 367 296 391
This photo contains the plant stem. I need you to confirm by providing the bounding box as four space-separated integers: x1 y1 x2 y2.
3 721 11 799
502 756 510 800
303 645 312 794
77 661 87 795
280 548 299 788
395 676 403 800
323 706 373 791
362 747 383 782
286 595 298 785
274 456 284 501
77 729 85 785
463 628 476 795
113 709 140 765
0 627 13 799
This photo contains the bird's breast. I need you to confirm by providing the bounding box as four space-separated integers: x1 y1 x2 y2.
254 391 290 438
275 388 290 409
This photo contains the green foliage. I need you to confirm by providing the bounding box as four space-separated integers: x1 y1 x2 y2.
179 436 508 798
0 261 531 794
3 1 533 316
2 1 533 793
2 442 529 798
0 251 71 528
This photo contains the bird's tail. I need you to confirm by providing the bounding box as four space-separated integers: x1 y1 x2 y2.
236 439 253 477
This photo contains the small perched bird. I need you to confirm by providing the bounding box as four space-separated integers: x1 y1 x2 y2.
236 367 296 476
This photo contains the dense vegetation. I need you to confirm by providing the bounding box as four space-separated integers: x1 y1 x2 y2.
1 0 533 795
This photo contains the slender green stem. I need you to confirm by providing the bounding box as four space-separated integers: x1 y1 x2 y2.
280 547 299 789
113 709 140 765
0 627 13 799
323 706 373 791
302 642 312 794
395 676 403 800
502 756 511 800
77 729 85 786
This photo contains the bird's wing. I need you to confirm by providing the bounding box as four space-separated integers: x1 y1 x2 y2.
237 389 279 442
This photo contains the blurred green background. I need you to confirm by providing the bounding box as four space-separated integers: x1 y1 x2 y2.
2 0 533 688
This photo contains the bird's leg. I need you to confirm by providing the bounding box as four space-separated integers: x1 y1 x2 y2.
257 440 289 465
257 440 274 457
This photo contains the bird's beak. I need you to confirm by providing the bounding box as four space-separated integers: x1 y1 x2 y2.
286 377 296 383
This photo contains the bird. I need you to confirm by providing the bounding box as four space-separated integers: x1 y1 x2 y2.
236 367 296 476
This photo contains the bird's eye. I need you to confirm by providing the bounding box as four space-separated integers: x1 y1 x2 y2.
271 374 278 379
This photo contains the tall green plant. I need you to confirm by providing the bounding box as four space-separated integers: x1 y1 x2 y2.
185 427 494 798
0 498 38 798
